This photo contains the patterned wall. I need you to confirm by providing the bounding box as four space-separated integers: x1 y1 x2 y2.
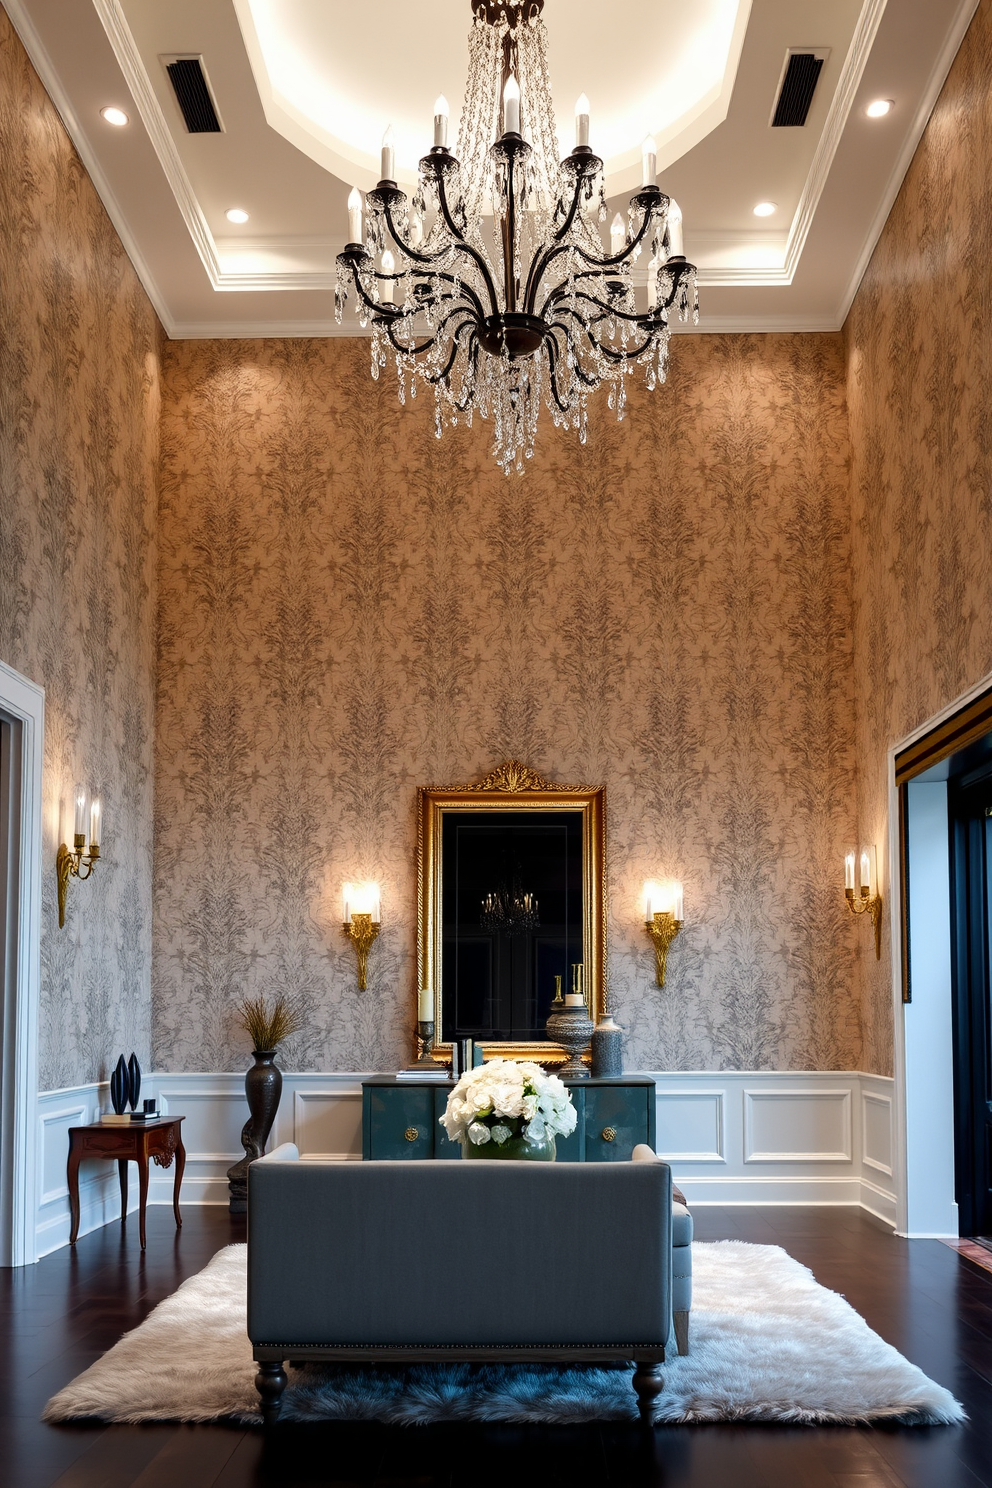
156 333 861 1075
0 9 159 1090
847 0 992 1074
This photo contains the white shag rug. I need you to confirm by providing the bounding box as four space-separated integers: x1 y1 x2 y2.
43 1241 964 1427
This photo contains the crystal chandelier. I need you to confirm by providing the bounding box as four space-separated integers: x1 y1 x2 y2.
481 876 540 935
335 0 698 475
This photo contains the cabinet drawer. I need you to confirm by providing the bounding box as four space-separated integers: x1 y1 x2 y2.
584 1084 649 1162
367 1087 434 1159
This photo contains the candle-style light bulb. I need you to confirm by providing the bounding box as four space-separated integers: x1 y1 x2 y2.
844 852 856 892
73 783 87 841
347 187 363 244
380 124 395 183
408 211 423 247
610 212 625 255
860 849 871 893
667 198 684 257
433 94 449 148
89 797 101 851
502 73 520 135
574 93 590 148
380 249 395 304
672 881 684 921
641 134 657 187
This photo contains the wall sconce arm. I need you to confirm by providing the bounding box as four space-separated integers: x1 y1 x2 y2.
56 834 101 929
845 886 883 960
343 912 380 990
646 911 682 988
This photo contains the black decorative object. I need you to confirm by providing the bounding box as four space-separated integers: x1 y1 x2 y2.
127 1053 141 1111
591 1015 624 1078
227 1050 283 1214
110 1055 130 1115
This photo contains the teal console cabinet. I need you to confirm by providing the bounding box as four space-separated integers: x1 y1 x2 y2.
362 1075 656 1161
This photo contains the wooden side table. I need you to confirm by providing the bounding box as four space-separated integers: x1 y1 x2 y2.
67 1116 185 1249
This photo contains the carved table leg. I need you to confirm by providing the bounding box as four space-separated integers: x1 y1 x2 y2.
117 1159 129 1227
67 1137 82 1245
255 1360 288 1424
137 1142 149 1250
632 1361 664 1425
172 1132 185 1230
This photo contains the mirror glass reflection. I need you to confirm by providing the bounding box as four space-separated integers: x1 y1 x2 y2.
440 811 584 1044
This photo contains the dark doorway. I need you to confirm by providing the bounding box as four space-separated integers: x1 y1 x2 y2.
949 757 992 1239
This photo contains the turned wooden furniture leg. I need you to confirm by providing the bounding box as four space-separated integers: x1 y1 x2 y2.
173 1134 185 1229
632 1362 664 1425
137 1143 149 1250
255 1360 288 1424
67 1137 83 1245
117 1159 129 1226
674 1309 689 1356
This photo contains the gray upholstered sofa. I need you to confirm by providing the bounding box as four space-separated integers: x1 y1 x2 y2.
248 1142 691 1424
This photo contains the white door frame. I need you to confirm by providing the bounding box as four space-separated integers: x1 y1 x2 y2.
0 660 44 1266
888 665 992 1237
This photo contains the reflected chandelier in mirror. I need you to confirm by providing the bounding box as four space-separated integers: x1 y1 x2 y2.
417 761 606 1063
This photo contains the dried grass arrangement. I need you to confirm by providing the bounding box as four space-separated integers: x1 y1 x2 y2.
235 995 303 1053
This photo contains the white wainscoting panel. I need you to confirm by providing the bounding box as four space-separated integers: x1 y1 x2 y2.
35 1070 898 1251
35 1083 138 1255
743 1088 852 1163
656 1089 725 1163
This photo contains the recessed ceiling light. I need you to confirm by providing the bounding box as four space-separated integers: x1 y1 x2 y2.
866 98 894 118
752 201 777 218
100 106 129 127
225 208 250 224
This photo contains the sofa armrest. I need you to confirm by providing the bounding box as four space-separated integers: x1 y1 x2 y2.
255 1143 299 1164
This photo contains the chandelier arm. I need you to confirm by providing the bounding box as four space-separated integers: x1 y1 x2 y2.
384 309 477 364
542 285 659 327
541 330 576 414
521 170 587 311
586 332 656 362
571 206 658 273
546 316 600 386
420 321 479 388
432 174 501 315
379 205 490 322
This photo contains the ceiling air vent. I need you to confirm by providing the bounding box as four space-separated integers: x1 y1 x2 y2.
164 56 223 134
771 49 828 128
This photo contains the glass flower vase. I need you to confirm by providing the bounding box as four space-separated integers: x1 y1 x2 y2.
461 1133 556 1161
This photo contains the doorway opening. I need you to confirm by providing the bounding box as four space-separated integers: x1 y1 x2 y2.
897 684 992 1240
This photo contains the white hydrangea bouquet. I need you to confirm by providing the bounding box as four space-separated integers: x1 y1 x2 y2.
440 1058 577 1155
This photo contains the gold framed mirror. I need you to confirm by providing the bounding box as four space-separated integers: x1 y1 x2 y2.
417 761 606 1063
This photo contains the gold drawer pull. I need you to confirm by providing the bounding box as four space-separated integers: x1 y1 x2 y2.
601 1127 617 1142
404 1127 420 1142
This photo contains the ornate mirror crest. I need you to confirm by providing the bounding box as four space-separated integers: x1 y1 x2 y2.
417 760 606 1064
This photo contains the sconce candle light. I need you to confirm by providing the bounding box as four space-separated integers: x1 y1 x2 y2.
342 882 381 990
844 847 882 959
644 880 683 987
57 783 101 928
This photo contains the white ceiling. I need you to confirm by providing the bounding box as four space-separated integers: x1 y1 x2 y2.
5 0 981 336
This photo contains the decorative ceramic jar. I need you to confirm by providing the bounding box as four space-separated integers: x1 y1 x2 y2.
546 1003 594 1077
591 1015 624 1078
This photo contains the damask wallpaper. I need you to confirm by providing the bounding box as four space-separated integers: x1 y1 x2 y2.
156 332 861 1074
847 0 992 1074
0 8 159 1090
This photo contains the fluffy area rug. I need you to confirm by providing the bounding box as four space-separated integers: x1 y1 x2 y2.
43 1241 964 1427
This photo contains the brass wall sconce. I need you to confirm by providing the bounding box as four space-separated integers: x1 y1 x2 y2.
342 882 381 990
845 847 882 959
57 784 101 928
644 880 683 987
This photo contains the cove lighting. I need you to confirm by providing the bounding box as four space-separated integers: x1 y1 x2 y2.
866 98 893 118
100 106 129 127
752 201 776 217
225 208 250 224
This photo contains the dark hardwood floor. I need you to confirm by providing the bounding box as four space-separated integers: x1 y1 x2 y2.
3 1204 992 1488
